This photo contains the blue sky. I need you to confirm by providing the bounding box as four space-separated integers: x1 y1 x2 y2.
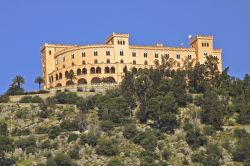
0 0 249 94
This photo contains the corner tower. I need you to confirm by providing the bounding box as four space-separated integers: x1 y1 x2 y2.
189 35 222 71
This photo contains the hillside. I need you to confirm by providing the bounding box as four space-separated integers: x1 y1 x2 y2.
0 56 250 166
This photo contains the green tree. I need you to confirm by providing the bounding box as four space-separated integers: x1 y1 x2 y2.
66 70 76 84
146 93 178 133
96 137 119 156
35 76 43 90
135 73 153 123
201 88 224 130
12 75 25 88
121 66 136 117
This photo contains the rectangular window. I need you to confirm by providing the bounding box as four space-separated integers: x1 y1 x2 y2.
71 53 74 59
82 51 85 57
176 53 180 59
106 50 110 56
204 52 208 57
62 56 65 62
94 50 98 56
132 51 136 57
165 53 169 59
155 52 159 58
188 54 192 59
120 50 124 56
144 52 147 58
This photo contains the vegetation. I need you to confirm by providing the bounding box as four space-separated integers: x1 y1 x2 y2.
0 55 250 165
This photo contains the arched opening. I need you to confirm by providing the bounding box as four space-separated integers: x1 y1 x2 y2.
78 78 87 85
133 60 136 64
51 76 54 82
131 67 137 74
66 80 74 86
90 67 95 74
177 62 180 67
104 67 110 73
103 77 116 84
138 68 143 72
59 73 62 79
120 59 124 63
91 77 101 84
144 60 148 65
106 59 110 63
65 71 69 78
96 67 101 73
55 83 62 87
70 70 74 73
82 68 87 75
56 74 59 81
77 68 82 75
110 67 115 73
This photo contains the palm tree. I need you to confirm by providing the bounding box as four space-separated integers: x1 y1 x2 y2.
35 76 43 90
12 75 25 88
66 71 76 85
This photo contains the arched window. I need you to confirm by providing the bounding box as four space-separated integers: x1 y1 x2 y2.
82 68 87 75
77 68 82 75
110 67 115 73
131 67 137 74
96 67 101 73
78 78 87 85
144 60 148 65
106 59 110 63
120 59 124 63
91 77 101 84
56 74 59 81
105 67 110 73
59 73 62 79
90 67 95 74
72 62 75 66
94 59 98 64
133 60 136 64
177 62 181 67
103 77 116 84
82 60 86 65
65 71 69 78
56 83 62 87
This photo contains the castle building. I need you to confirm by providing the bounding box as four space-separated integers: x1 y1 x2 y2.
41 33 222 89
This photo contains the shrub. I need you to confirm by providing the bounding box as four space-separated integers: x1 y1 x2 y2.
40 140 52 149
53 153 74 166
15 136 36 152
54 92 81 104
39 109 49 119
15 110 28 119
79 133 98 147
139 151 159 166
68 147 80 159
35 126 48 134
89 88 95 92
96 137 119 156
46 157 57 166
203 125 215 136
11 128 31 136
0 121 8 136
60 120 79 131
107 158 124 166
19 96 33 103
48 126 61 139
123 123 137 140
233 128 249 138
186 128 207 149
0 157 15 166
26 146 37 154
194 95 203 106
31 96 44 103
0 95 10 103
77 87 83 92
100 120 115 133
67 133 78 143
